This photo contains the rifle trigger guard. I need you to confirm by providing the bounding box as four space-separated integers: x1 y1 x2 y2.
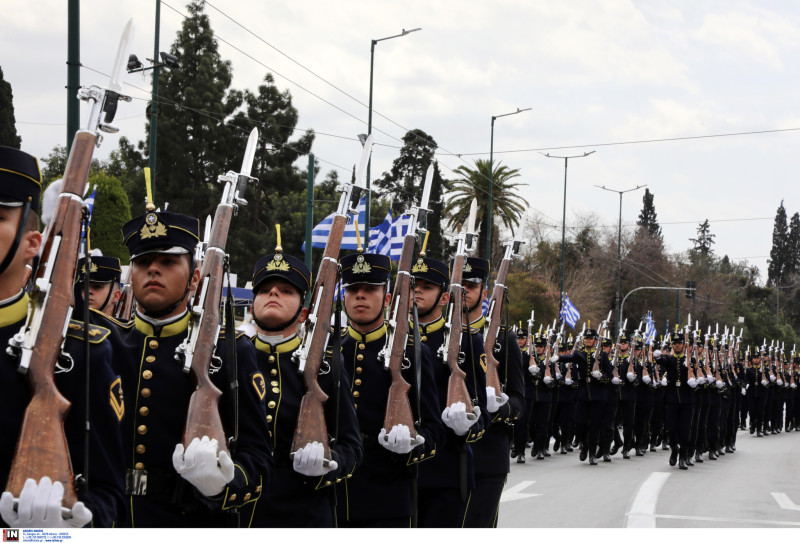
402 357 411 370
457 351 466 366
319 359 331 375
55 352 75 374
209 354 223 374
493 342 501 354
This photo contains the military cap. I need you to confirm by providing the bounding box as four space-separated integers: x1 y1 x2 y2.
618 331 631 343
76 256 122 284
602 336 613 347
252 252 312 297
0 145 42 213
122 211 199 261
341 252 391 287
565 337 575 350
516 327 528 339
670 331 685 344
451 256 489 284
533 334 547 347
583 328 598 339
410 256 449 288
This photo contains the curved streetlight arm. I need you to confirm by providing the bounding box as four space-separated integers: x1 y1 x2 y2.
619 286 696 332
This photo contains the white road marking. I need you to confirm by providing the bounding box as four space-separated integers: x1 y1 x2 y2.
655 514 800 527
625 472 671 528
772 492 800 511
500 480 541 502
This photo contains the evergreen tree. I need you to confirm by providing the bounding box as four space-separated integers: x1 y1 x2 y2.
374 129 452 259
689 219 716 259
787 212 800 279
636 188 662 240
0 67 21 148
86 171 132 260
767 200 789 286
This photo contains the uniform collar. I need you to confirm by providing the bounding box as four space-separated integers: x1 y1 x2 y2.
254 334 301 354
347 322 388 343
0 290 27 328
419 316 445 335
134 310 190 337
468 315 486 334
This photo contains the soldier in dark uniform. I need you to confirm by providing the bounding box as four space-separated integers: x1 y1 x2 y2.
461 256 524 528
336 252 445 528
655 331 696 470
688 338 708 465
94 208 272 527
705 343 725 460
632 338 654 456
0 146 124 528
247 248 362 527
556 328 612 465
745 350 769 437
554 337 577 455
511 327 534 463
527 332 555 460
598 334 620 462
75 255 122 317
411 256 487 527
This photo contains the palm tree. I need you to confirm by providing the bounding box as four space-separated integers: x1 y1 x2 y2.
444 158 527 260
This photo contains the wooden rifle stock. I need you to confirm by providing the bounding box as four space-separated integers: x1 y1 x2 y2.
291 215 346 460
685 330 695 381
114 266 134 321
484 256 512 396
381 236 418 438
6 131 98 507
443 254 473 412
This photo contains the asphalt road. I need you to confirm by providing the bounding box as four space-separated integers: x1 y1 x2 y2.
497 428 800 528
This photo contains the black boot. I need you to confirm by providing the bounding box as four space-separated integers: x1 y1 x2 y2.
694 451 703 463
636 448 645 456
517 452 526 464
725 445 734 453
603 453 612 462
750 425 755 435
669 447 678 467
553 436 561 452
757 428 763 437
510 446 518 459
622 448 631 459
679 456 688 470
580 447 588 462
537 450 545 460
589 454 598 465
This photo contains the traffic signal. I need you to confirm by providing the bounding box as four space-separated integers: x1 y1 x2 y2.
686 281 696 298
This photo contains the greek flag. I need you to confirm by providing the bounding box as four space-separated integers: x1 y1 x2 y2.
302 196 366 252
368 211 393 256
81 186 96 240
644 313 657 345
560 293 580 329
388 214 412 260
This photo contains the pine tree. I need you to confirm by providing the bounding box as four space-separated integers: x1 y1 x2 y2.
636 188 662 240
767 201 789 286
690 219 715 256
85 171 132 260
787 212 800 279
0 67 21 148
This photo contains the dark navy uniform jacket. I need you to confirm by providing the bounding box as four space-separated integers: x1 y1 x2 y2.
94 310 272 527
472 320 524 477
560 347 612 402
657 353 696 405
616 353 639 401
529 351 557 403
249 334 362 527
336 322 445 523
1 292 125 528
417 316 487 492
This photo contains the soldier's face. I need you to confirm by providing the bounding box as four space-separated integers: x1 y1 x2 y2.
84 281 121 312
252 277 305 331
0 205 40 292
461 280 485 311
344 283 390 328
672 342 685 354
517 337 527 349
413 278 448 317
619 341 630 353
131 253 198 316
583 338 596 349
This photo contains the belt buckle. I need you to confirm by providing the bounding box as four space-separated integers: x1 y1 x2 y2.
586 377 590 383
125 468 148 496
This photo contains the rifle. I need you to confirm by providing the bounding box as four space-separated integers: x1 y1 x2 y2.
378 163 433 442
439 198 479 418
484 240 523 400
684 318 695 382
591 310 612 376
290 136 372 463
5 20 134 508
526 310 534 368
174 128 258 452
113 265 134 321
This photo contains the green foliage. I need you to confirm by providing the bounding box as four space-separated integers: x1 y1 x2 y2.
86 170 132 261
0 67 21 148
506 268 559 326
767 200 789 287
636 188 662 240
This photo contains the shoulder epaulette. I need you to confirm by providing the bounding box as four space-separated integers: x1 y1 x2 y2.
90 308 134 330
66 320 111 344
219 329 247 340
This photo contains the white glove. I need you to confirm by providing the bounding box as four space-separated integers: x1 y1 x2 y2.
292 441 338 476
706 374 714 384
791 383 797 389
0 477 92 528
761 379 768 386
715 380 724 389
770 375 777 382
173 436 235 497
442 402 479 436
777 379 783 386
643 375 652 385
683 360 688 368
741 387 746 396
611 377 621 385
661 376 668 387
564 378 573 386
591 370 602 379
687 377 697 388
543 376 553 385
550 355 560 363
555 372 562 380
627 372 636 382
528 364 540 376
485 387 509 413
653 349 663 358
378 425 422 455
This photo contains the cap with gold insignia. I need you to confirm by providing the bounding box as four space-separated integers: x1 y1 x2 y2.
669 331 685 344
341 253 391 287
76 256 122 284
122 211 199 261
252 252 312 297
450 256 489 284
0 145 42 212
410 256 449 288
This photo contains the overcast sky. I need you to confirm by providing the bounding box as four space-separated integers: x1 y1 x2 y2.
4 0 800 285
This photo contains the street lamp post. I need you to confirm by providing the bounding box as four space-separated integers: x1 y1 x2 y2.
596 184 646 332
542 151 595 313
487 107 530 261
366 27 421 246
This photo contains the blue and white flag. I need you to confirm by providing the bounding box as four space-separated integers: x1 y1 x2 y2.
560 293 580 329
482 296 491 316
644 313 657 345
81 186 97 240
302 196 367 252
388 214 412 261
368 211 393 256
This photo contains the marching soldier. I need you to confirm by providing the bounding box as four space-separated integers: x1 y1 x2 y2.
336 252 445 528
527 332 555 460
553 336 577 455
247 246 362 527
612 332 639 459
0 146 124 528
95 208 272 527
633 338 656 456
511 327 534 463
745 349 769 437
655 331 696 470
411 255 487 527
461 256 524 528
75 255 122 317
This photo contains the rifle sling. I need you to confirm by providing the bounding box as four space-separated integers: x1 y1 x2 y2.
224 261 239 454
328 267 343 528
78 218 91 495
